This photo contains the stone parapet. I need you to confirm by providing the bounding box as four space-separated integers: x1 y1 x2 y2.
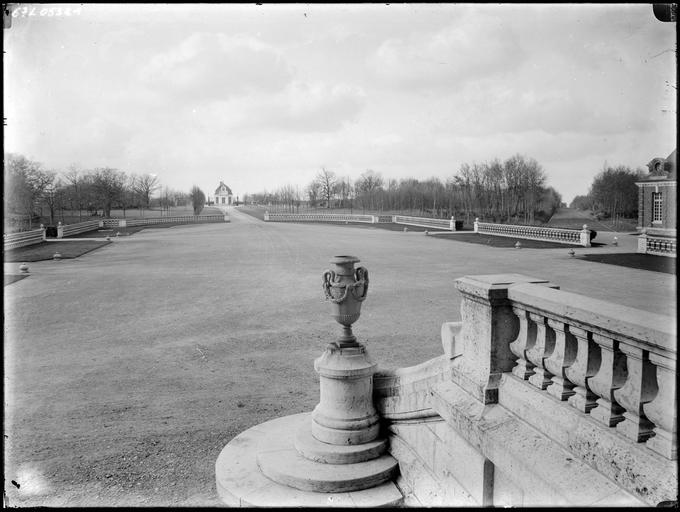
375 273 677 507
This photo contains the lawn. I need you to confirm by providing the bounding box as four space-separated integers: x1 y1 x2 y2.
580 252 676 275
4 240 112 263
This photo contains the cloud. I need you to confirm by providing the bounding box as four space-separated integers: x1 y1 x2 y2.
141 32 293 100
367 11 525 90
187 80 367 133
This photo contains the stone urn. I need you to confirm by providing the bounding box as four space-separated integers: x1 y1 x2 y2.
322 255 369 348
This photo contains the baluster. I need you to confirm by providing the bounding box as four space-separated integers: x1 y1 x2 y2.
643 352 677 459
589 334 626 427
565 326 600 413
526 313 555 390
612 344 657 442
544 319 577 400
509 307 536 380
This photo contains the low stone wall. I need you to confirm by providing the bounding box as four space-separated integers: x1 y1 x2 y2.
637 232 677 257
393 215 455 231
264 212 376 223
263 211 456 230
474 219 591 246
99 215 229 229
57 220 100 238
3 227 46 250
373 273 676 506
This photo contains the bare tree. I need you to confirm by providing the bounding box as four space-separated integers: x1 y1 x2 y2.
4 153 56 229
316 168 337 208
132 173 161 216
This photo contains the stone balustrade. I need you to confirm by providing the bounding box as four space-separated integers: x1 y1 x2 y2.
637 232 677 257
372 273 676 506
393 215 456 231
504 282 676 459
263 211 457 230
474 219 591 247
57 220 100 238
264 212 376 223
99 215 228 229
3 226 46 250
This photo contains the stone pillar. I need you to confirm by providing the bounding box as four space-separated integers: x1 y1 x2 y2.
637 231 648 254
452 274 557 403
40 224 46 240
473 218 479 233
450 216 456 231
264 211 270 221
580 224 591 247
57 221 64 239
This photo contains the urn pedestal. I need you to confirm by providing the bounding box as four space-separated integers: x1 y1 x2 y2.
215 256 402 506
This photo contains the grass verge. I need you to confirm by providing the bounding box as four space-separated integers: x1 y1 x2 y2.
4 240 112 262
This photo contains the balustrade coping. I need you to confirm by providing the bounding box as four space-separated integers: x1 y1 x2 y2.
507 283 676 355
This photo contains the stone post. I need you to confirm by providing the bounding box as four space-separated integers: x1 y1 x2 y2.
40 224 46 241
57 221 64 239
637 231 648 254
473 218 479 233
264 211 270 221
580 224 591 247
452 274 557 403
450 216 456 231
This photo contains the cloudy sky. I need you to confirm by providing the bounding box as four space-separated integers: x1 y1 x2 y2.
4 3 676 203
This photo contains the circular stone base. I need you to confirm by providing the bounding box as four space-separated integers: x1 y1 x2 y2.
215 413 403 507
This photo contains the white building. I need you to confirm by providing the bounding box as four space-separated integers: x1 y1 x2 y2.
214 181 234 206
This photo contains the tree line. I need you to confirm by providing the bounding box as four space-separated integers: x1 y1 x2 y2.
4 153 207 231
569 164 643 220
245 154 563 225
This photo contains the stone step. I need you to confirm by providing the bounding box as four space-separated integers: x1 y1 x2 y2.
294 421 387 464
257 447 399 493
215 412 403 507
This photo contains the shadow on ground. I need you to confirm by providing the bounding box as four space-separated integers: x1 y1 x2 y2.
579 253 676 275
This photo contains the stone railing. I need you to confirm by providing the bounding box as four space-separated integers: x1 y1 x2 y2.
637 232 676 257
264 212 376 223
506 281 676 460
99 215 228 229
57 220 100 238
3 226 46 250
393 215 455 231
373 273 677 506
474 219 591 247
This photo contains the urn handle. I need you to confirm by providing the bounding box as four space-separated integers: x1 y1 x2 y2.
322 267 369 304
350 266 369 301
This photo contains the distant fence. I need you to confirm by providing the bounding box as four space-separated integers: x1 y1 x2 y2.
474 218 591 247
264 212 458 230
637 233 676 258
3 227 46 250
57 220 100 238
265 212 376 224
99 215 229 229
393 215 457 230
4 215 229 251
